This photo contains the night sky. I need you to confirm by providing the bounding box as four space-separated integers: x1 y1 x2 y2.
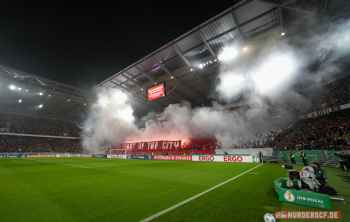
0 0 240 89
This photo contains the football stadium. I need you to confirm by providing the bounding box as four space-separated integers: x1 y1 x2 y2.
1 1 350 221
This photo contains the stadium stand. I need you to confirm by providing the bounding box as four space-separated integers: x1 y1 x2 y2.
280 115 350 151
2 75 350 153
319 75 350 108
0 135 82 153
0 111 80 137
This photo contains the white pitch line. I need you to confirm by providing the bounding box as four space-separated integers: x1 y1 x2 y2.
139 164 263 222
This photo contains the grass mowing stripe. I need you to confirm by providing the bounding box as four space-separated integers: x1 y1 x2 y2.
140 164 262 222
26 158 172 169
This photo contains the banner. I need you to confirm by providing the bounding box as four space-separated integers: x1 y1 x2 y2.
274 178 332 210
0 155 26 158
0 128 6 132
117 140 181 151
295 103 350 120
27 155 56 158
192 155 254 162
93 154 107 158
56 154 81 157
153 155 192 161
107 154 124 159
132 155 153 160
81 154 92 157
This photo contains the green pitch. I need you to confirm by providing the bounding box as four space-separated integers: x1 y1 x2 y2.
0 158 347 222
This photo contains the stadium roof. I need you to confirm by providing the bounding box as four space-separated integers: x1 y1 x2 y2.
93 0 349 117
1 0 349 119
0 64 87 120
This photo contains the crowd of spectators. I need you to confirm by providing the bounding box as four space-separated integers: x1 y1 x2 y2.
0 136 83 153
0 112 80 137
319 75 350 108
281 116 350 151
181 138 218 150
226 123 294 149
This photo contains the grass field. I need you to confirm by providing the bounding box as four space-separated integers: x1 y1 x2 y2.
0 158 349 222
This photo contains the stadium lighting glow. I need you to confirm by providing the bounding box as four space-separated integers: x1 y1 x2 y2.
84 103 86 105
9 85 15 90
218 46 238 62
39 104 43 108
171 76 173 79
40 92 43 95
190 68 193 71
18 88 21 90
214 59 217 62
243 47 247 51
253 54 296 93
49 95 51 97
19 100 21 103
68 99 70 101
26 89 28 91
141 88 143 90
281 32 285 36
199 64 203 69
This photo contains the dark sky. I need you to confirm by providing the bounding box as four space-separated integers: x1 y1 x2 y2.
0 0 239 89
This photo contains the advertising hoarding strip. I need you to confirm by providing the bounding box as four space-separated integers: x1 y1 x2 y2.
139 164 262 222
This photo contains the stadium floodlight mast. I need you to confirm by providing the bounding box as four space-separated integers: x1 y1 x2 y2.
109 149 128 159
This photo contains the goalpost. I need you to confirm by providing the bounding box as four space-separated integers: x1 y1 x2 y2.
109 149 129 159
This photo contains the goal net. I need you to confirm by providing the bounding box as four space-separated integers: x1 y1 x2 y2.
109 149 130 159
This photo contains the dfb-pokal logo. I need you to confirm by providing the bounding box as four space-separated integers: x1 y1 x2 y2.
284 190 295 202
286 179 293 187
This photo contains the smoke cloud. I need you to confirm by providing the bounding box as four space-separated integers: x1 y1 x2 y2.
82 19 350 152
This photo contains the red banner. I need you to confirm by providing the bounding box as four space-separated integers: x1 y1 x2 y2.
153 155 192 161
81 154 92 157
117 140 181 151
26 155 56 158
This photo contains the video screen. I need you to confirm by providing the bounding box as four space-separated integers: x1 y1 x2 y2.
147 81 166 102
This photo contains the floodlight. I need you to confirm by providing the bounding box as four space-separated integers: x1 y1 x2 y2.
68 99 70 101
26 89 28 91
190 68 193 71
171 76 173 79
39 104 43 108
18 88 21 90
19 100 22 103
281 32 285 36
199 64 203 69
9 85 15 90
40 92 43 95
141 88 143 90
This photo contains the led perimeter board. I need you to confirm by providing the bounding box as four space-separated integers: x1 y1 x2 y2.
146 81 166 102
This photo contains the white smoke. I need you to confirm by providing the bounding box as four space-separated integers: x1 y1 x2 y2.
82 19 350 152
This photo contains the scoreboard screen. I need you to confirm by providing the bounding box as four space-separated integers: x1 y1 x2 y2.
147 81 166 102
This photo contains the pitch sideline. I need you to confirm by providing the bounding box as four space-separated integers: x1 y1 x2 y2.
139 163 263 222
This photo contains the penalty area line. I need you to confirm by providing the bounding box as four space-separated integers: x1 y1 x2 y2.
139 164 262 222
